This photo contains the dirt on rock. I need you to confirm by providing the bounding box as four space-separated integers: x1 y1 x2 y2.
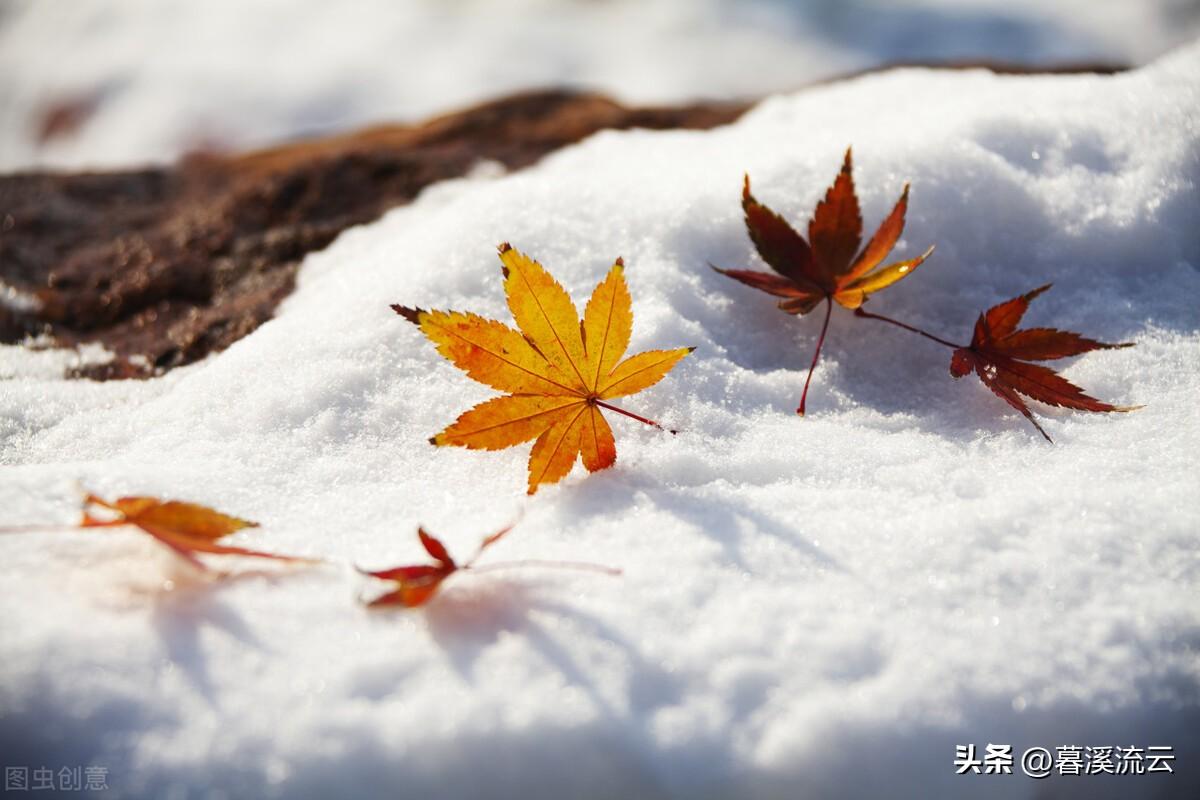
0 61 1126 380
0 90 747 379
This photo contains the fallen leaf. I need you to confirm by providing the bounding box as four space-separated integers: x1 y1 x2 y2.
79 493 308 570
394 244 693 493
715 148 935 414
360 522 618 608
360 524 507 607
949 284 1138 441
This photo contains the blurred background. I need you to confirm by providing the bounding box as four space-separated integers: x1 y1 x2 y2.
1 0 1198 171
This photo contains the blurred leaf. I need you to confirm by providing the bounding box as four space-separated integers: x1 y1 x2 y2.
80 494 309 570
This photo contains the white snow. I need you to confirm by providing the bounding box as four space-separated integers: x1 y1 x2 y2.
2 0 1199 170
2 38 1200 800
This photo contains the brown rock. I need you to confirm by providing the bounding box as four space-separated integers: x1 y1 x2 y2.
0 90 747 379
0 61 1126 380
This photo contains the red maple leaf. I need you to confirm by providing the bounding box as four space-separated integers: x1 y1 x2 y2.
360 523 618 608
949 284 1138 441
715 148 935 414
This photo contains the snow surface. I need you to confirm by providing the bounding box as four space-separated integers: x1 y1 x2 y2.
3 40 1200 800
2 0 1199 170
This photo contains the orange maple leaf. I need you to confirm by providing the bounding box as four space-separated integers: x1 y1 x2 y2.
949 285 1138 441
75 493 309 570
714 147 935 414
394 244 693 494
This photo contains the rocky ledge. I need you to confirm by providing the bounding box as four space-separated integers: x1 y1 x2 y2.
0 61 1123 380
0 90 746 379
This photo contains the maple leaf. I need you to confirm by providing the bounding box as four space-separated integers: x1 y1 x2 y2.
74 493 308 570
949 284 1138 442
360 523 619 608
393 244 693 494
359 524 510 607
714 147 935 414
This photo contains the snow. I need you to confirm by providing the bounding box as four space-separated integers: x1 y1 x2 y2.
2 0 1199 170
3 37 1200 800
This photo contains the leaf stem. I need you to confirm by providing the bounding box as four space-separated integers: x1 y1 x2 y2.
593 399 677 435
853 306 962 349
798 296 834 416
466 559 622 576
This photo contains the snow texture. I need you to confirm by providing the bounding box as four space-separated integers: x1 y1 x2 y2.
2 0 1199 170
3 40 1200 800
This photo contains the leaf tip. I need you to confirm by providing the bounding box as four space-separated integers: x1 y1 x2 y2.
1026 283 1053 303
497 242 516 278
418 527 455 567
391 305 422 325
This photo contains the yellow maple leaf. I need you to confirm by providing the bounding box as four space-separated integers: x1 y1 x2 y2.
394 244 693 493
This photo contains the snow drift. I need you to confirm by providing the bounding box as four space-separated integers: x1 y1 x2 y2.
2 41 1199 800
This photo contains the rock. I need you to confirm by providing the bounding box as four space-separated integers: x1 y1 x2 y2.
0 90 747 379
0 61 1126 380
